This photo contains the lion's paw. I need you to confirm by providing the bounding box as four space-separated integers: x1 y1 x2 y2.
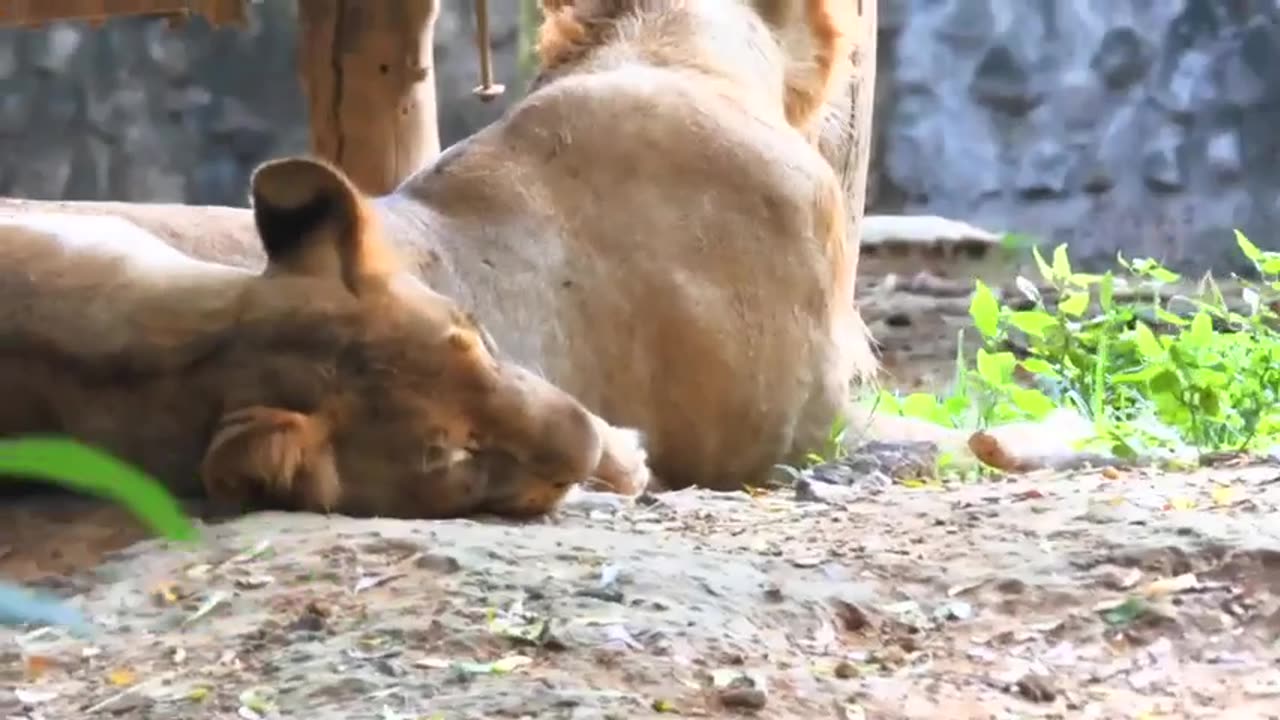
586 424 651 496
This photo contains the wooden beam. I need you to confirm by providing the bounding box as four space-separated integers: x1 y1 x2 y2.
297 0 441 196
0 0 246 28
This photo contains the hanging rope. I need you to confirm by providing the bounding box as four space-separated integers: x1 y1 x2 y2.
471 0 506 102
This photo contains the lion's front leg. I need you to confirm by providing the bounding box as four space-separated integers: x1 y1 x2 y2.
582 416 652 496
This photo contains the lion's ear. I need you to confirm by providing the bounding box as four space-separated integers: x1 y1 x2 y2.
249 156 396 294
200 406 342 513
750 0 856 128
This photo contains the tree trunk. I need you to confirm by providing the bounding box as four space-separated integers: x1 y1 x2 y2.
297 0 440 195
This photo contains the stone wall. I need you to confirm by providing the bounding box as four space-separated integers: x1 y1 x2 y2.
3 1 1277 274
875 0 1280 273
0 1 524 207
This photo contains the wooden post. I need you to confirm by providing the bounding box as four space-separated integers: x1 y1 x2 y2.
297 0 440 195
828 0 878 278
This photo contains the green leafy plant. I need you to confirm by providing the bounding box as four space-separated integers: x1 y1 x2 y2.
874 230 1280 460
0 436 198 631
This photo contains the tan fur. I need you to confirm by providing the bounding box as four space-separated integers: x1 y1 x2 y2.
0 0 871 493
0 161 652 518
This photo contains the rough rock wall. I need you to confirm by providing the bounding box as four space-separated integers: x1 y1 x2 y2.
4 1 1274 274
0 1 523 206
874 0 1280 273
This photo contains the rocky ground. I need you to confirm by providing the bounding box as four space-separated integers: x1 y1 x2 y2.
2 454 1279 720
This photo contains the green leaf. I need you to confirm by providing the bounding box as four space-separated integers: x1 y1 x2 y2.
1199 390 1221 417
1099 272 1115 312
1111 366 1163 384
1009 387 1058 419
1148 265 1180 284
975 349 1015 387
942 393 971 419
1236 229 1262 262
1133 322 1164 359
1052 244 1072 280
1067 272 1104 287
1032 245 1054 283
0 437 198 542
1186 311 1214 345
1058 291 1090 318
1000 232 1037 250
1150 369 1182 395
900 393 940 420
969 280 1001 339
1101 596 1149 627
1009 310 1058 338
875 390 904 416
1019 357 1058 377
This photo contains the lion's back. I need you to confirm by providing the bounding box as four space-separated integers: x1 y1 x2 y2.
484 69 856 488
0 213 239 362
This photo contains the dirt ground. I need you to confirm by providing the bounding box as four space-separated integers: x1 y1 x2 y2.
3 456 1280 720
5 260 1280 718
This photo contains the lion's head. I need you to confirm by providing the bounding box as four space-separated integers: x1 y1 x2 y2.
199 157 610 518
532 0 855 130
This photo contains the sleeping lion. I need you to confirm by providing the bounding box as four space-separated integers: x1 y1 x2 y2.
0 159 649 518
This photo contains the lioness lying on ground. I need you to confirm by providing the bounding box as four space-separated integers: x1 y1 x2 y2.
0 0 874 492
0 159 649 518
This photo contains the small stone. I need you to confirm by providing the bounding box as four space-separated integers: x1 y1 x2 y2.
793 477 859 504
834 660 860 679
288 601 330 633
832 599 871 632
416 553 462 574
717 676 767 711
762 583 784 603
1015 672 1058 703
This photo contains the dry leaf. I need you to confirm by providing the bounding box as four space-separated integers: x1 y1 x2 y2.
24 654 56 680
1142 573 1199 598
1210 485 1238 507
106 668 137 687
152 583 181 605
